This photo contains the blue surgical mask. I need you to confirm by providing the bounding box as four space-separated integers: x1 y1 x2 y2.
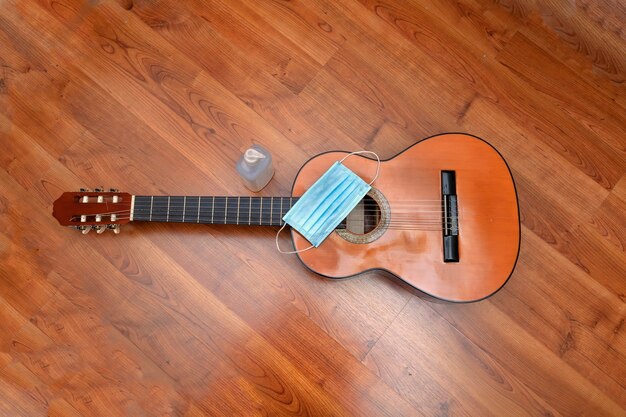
277 151 380 252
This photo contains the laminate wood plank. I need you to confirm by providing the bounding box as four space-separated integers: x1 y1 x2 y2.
353 0 626 189
513 174 626 299
304 6 480 122
86 234 394 416
0 376 48 416
72 0 428 368
491 233 626 406
133 0 322 95
6 0 306 184
369 292 623 416
0 174 193 414
365 297 556 417
512 0 626 88
108 295 264 416
138 220 413 361
0 25 421 415
0 28 81 158
86 219 419 415
366 0 626 106
0 306 95 416
237 0 345 66
460 96 626 299
230 0 481 142
0 173 65 318
127 0 364 158
462 96 609 222
613 174 626 203
28 292 191 416
495 32 626 160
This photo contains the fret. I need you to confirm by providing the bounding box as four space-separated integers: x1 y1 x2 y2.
283 197 298 225
225 197 239 224
261 197 272 226
185 196 199 224
132 196 151 221
271 197 282 226
238 196 250 226
248 197 252 225
169 196 185 222
250 197 261 226
151 196 169 222
131 196 299 226
213 197 226 225
200 197 213 224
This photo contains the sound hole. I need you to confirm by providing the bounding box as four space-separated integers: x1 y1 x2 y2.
342 195 381 235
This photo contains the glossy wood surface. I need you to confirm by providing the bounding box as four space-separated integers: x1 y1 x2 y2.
1 0 625 415
292 134 520 301
53 191 132 226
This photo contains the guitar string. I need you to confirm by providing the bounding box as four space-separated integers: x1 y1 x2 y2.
70 197 495 227
70 211 464 229
70 205 514 222
72 206 455 216
70 207 509 223
69 207 457 217
76 210 454 223
68 210 461 222
78 215 456 226
79 217 447 231
75 223 452 233
123 201 452 209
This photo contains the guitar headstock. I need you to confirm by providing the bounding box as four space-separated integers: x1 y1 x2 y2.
52 188 132 234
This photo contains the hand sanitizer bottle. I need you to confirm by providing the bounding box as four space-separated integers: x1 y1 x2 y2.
236 145 274 192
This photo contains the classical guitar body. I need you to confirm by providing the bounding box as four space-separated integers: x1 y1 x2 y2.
53 133 519 302
290 133 520 302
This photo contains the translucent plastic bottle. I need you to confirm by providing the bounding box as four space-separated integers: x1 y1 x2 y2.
236 145 274 192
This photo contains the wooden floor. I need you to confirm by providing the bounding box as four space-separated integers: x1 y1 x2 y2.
1 0 625 415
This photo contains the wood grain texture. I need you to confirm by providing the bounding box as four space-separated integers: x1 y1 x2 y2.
1 0 624 415
291 134 519 302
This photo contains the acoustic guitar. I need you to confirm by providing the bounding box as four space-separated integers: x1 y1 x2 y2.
53 133 520 302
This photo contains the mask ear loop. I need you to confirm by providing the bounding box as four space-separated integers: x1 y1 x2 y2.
276 222 315 254
276 150 381 254
339 151 381 185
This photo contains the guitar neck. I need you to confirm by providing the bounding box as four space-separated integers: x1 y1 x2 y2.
130 195 298 226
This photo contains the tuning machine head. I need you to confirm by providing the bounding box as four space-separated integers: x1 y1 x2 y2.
92 225 106 234
107 224 121 234
76 225 90 234
53 190 131 229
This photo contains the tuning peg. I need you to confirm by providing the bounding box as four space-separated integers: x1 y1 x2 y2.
109 188 119 192
93 225 106 234
94 187 104 192
80 188 91 192
107 224 120 234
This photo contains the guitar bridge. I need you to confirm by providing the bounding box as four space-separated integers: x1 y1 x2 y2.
442 171 459 262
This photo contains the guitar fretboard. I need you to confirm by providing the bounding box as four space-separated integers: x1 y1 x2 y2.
132 196 299 226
